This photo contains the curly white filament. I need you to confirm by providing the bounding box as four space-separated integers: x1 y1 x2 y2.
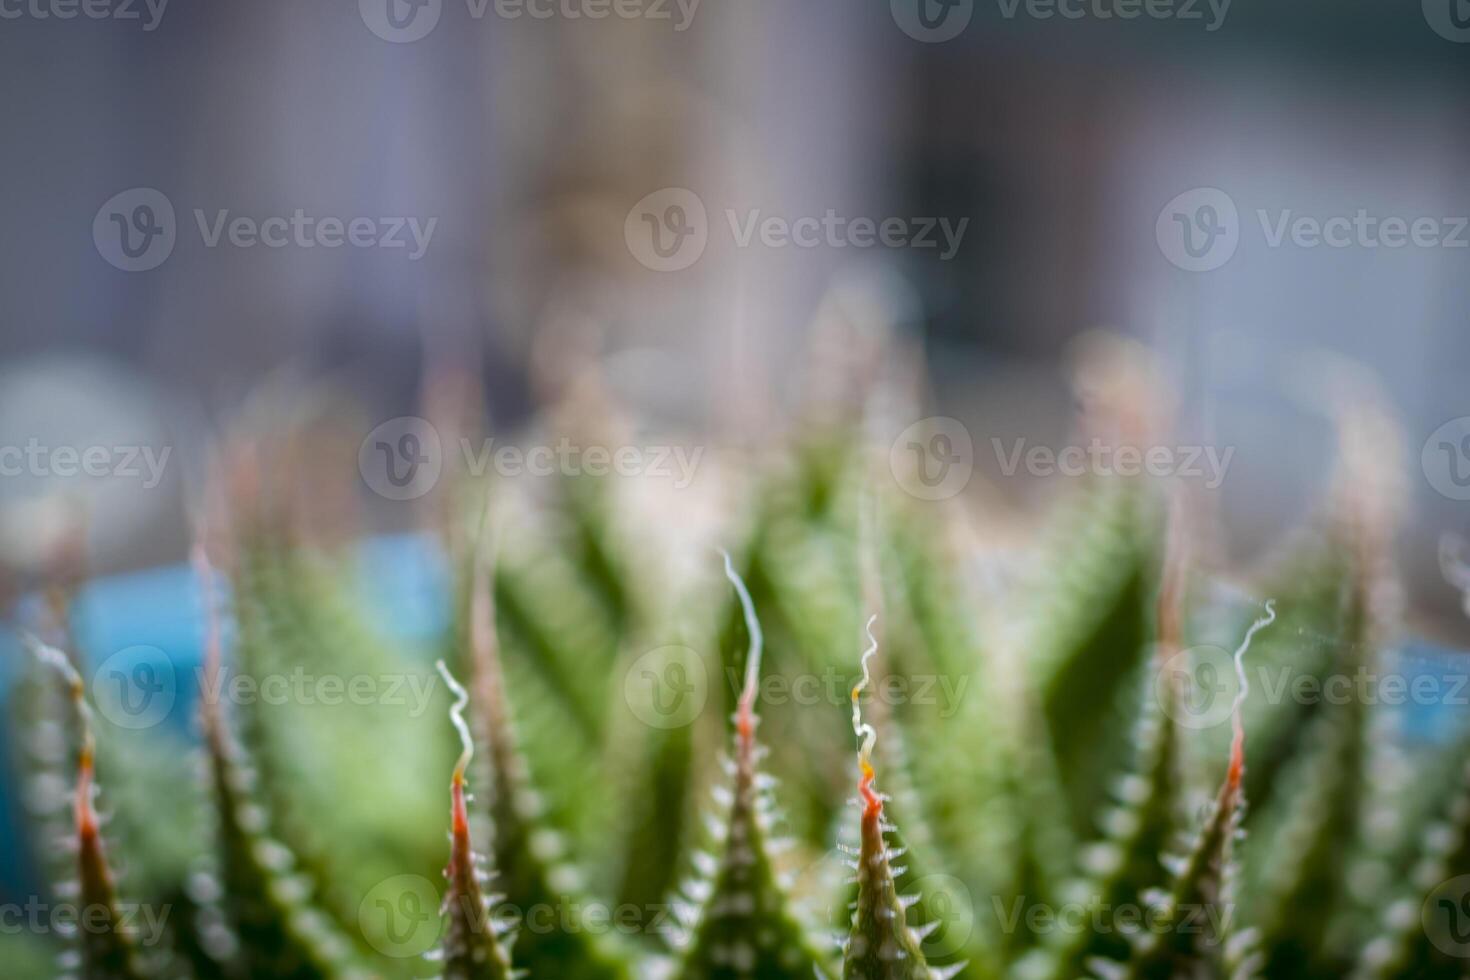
436 659 474 782
851 615 879 766
721 549 764 712
1230 599 1277 745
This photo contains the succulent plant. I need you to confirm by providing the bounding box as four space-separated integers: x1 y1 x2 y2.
4 364 1468 980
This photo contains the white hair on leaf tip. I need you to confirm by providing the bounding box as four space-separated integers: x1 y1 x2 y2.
436 659 475 783
851 615 880 767
1228 599 1277 773
1230 600 1276 718
720 549 764 714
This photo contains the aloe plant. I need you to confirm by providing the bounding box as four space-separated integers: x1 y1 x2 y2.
3 384 1464 980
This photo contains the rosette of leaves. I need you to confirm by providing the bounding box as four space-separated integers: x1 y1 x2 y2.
5 361 1469 980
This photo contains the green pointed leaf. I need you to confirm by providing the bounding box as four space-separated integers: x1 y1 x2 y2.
1025 478 1161 830
843 727 1000 980
463 537 632 980
1356 751 1470 979
1115 761 1245 980
842 797 932 980
1243 578 1376 978
673 557 836 980
1046 674 1183 977
201 693 369 978
432 661 515 980
230 538 448 932
27 637 151 980
196 555 371 980
607 669 703 934
1103 596 1276 980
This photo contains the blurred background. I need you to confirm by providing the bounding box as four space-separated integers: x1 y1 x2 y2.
1 2 1468 627
2 3 1470 968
